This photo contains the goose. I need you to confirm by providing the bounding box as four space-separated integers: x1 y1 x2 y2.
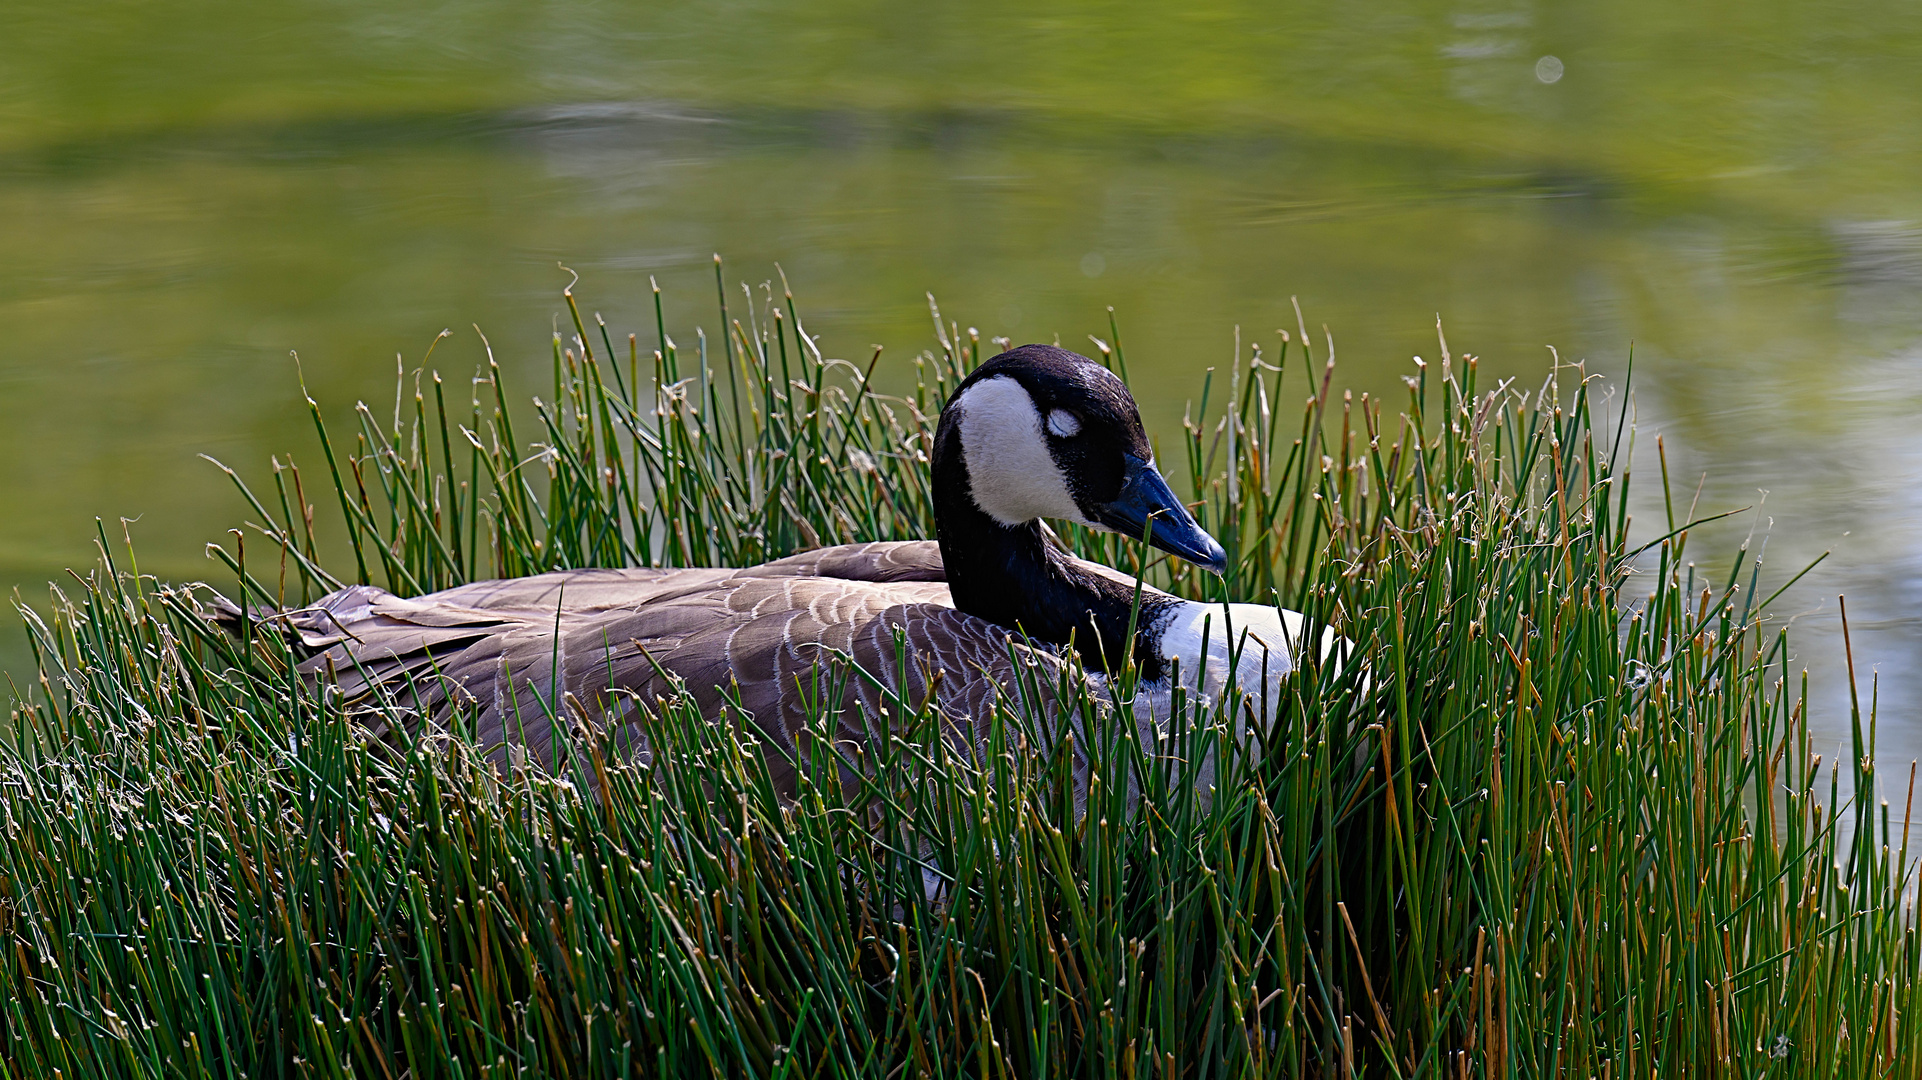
250 344 1343 790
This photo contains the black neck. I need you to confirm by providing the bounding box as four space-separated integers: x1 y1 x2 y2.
932 434 1174 678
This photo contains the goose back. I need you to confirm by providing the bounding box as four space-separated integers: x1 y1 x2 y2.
287 541 1072 789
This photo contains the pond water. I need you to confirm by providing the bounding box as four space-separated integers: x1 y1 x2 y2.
4 1 1921 771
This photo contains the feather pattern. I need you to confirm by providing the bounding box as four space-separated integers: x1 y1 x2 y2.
290 541 1073 790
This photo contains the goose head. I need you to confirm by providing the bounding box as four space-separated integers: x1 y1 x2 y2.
934 344 1225 571
930 343 1352 723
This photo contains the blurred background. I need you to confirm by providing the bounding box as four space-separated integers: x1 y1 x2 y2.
4 1 1921 764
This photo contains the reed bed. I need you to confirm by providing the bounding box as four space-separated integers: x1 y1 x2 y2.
2 266 1915 1077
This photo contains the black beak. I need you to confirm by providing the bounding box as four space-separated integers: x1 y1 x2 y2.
1088 455 1230 574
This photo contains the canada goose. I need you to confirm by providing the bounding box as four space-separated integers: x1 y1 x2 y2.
253 345 1341 790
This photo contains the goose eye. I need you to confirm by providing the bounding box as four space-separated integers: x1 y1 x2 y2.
1046 409 1082 438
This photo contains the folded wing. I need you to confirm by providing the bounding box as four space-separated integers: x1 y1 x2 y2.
287 541 1069 788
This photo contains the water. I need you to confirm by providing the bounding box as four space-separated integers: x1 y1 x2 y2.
5 1 1921 775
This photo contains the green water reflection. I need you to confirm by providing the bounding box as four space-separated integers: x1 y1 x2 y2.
4 1 1921 756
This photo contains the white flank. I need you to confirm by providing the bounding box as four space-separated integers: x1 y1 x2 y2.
1159 601 1301 699
1128 601 1352 731
1074 599 1356 802
955 376 1091 526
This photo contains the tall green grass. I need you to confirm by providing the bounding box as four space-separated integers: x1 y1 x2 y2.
2 266 1915 1077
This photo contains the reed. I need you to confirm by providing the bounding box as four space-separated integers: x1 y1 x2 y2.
2 265 1914 1077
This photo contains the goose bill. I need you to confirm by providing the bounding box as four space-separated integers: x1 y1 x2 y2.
1089 456 1230 574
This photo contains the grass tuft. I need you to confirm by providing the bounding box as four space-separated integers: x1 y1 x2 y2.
2 268 1915 1076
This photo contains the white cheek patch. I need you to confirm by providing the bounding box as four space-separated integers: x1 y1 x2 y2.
1047 409 1081 438
956 376 1093 527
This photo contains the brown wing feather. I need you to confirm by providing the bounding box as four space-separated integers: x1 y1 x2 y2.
746 540 947 583
292 542 1069 790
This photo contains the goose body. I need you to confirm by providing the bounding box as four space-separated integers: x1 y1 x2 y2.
276 345 1337 786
